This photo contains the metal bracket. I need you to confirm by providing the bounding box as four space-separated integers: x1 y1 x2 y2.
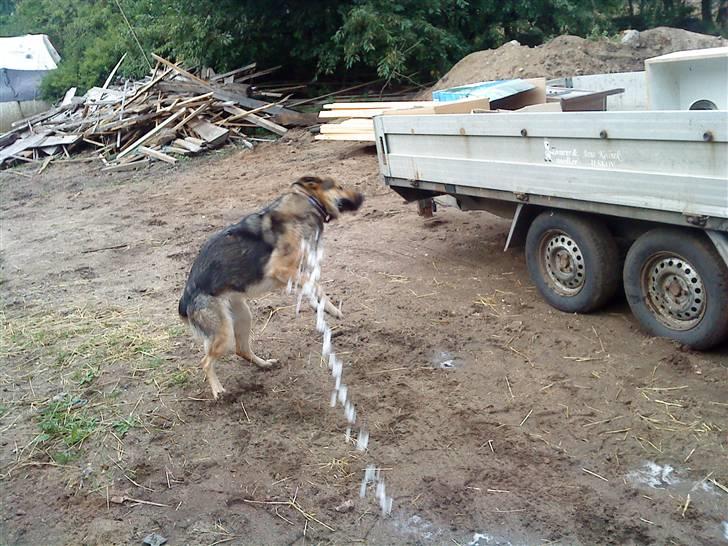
504 203 524 251
706 230 728 268
685 214 709 227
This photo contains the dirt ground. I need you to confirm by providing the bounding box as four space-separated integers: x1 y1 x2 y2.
1 132 727 546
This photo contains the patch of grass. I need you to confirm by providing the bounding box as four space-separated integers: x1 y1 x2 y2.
112 417 140 438
72 365 99 386
37 395 98 448
51 450 80 465
1 305 184 468
0 404 8 419
1 306 177 374
169 369 191 386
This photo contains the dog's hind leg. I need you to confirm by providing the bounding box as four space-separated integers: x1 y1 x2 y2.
189 298 233 400
201 330 231 400
230 295 277 369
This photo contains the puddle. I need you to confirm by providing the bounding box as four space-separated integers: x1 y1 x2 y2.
394 514 443 541
433 350 463 369
627 462 679 489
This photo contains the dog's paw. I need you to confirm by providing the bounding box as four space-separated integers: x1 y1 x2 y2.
254 357 278 369
210 384 226 400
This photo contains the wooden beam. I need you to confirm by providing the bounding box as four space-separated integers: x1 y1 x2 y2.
138 146 177 164
314 133 376 142
117 108 185 159
151 53 210 87
188 118 230 148
210 63 257 82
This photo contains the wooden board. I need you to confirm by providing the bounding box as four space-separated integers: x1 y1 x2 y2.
323 101 434 109
138 146 177 164
188 118 230 148
491 78 546 110
315 133 376 142
319 109 418 118
320 122 374 134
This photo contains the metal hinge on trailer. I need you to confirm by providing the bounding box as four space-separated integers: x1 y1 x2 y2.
684 214 709 227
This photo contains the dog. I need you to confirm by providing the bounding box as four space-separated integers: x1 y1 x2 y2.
178 175 364 399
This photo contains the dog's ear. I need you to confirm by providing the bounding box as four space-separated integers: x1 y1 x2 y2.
292 176 334 190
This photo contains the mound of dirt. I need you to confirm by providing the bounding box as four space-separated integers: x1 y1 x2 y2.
428 27 726 94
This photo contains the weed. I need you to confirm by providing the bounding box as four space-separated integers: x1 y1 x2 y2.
112 417 140 438
51 450 79 464
170 369 190 386
37 396 98 447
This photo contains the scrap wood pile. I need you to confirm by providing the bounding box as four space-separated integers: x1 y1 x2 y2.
0 54 314 172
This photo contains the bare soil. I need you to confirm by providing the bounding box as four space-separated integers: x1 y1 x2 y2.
1 132 727 546
427 27 727 93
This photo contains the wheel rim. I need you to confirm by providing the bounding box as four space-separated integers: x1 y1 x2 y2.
641 252 706 330
539 230 585 296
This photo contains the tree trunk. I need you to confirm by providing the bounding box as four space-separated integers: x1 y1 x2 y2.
702 0 713 23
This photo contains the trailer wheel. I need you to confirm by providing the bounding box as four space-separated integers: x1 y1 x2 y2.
525 211 620 313
623 228 728 349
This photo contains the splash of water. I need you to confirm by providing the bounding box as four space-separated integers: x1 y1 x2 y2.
288 231 393 515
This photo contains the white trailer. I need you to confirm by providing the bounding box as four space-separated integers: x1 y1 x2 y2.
372 109 728 348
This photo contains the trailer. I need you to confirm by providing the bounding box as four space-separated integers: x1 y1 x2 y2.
372 107 728 349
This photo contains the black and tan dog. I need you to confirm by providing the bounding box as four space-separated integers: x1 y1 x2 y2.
178 176 364 399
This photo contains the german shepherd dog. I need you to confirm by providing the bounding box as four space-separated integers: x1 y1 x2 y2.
178 176 364 399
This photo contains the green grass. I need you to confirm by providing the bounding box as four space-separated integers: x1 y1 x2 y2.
37 395 98 448
1 304 188 466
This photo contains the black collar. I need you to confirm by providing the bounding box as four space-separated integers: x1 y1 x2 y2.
307 194 331 223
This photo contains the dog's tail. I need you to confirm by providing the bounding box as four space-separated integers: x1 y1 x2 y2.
178 291 218 344
178 292 190 319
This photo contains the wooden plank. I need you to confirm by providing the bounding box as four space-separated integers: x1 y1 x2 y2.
188 118 230 148
172 139 203 153
117 109 185 159
320 121 374 134
0 133 49 165
102 53 127 90
221 96 290 123
171 104 209 132
432 97 490 113
323 101 433 109
319 109 390 118
38 135 83 147
210 63 257 83
223 105 287 136
236 65 282 82
138 146 177 164
123 66 175 107
151 53 210 86
101 158 150 172
314 133 376 142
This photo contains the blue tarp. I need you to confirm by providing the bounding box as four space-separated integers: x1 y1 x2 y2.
0 68 47 103
433 79 535 102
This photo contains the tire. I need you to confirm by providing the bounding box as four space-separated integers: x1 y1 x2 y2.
623 228 728 350
525 210 621 313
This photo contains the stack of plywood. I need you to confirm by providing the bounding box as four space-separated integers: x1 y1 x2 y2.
316 97 491 142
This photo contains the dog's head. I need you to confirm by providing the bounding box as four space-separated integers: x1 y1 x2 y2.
293 176 364 220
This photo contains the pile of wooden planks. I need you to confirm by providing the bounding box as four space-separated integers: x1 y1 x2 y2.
0 54 311 172
316 97 491 142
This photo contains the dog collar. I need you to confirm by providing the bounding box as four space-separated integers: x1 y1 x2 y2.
307 195 331 223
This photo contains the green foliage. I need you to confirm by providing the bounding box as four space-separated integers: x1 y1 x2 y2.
0 0 721 101
38 395 97 447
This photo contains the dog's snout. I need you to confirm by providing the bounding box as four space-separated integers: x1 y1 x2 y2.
337 191 364 212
